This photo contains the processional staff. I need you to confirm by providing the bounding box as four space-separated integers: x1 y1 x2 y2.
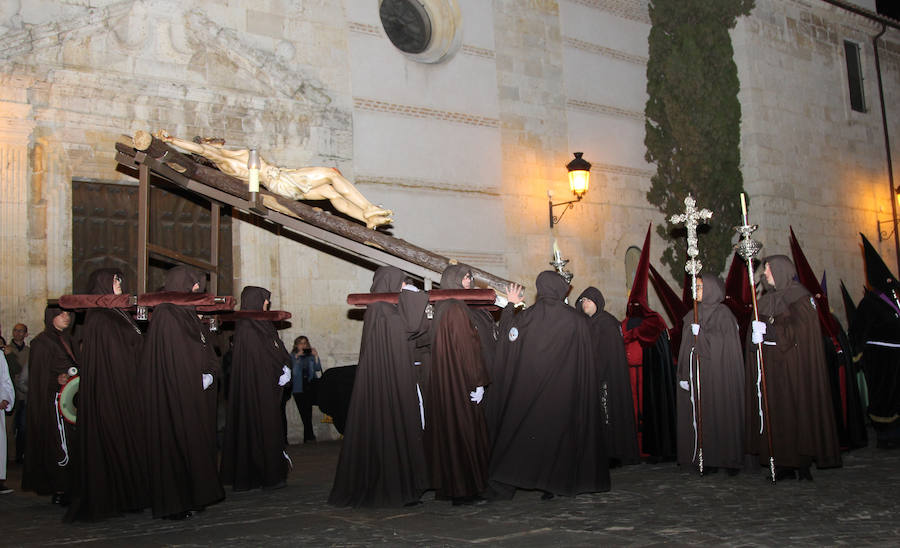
670 194 712 476
734 193 777 483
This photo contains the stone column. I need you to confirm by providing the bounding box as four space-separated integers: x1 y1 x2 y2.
0 101 34 333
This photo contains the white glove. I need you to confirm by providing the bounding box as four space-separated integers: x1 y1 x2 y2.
691 323 700 336
752 320 767 345
401 283 419 292
202 373 213 390
679 380 690 391
469 386 484 404
278 366 291 386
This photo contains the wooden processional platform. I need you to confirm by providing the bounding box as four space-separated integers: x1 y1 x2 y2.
114 133 515 294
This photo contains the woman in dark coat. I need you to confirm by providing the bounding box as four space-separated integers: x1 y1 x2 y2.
328 266 430 507
745 256 841 480
140 266 224 519
66 269 147 521
576 286 639 466
675 275 744 474
425 265 492 505
221 286 291 491
22 306 78 505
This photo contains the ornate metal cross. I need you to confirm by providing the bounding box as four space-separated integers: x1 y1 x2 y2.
670 195 713 300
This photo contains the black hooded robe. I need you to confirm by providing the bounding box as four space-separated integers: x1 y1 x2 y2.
576 286 639 466
675 275 745 471
853 291 900 447
328 266 430 507
21 307 79 497
744 256 841 471
220 286 291 491
140 266 224 518
489 272 609 497
65 269 148 521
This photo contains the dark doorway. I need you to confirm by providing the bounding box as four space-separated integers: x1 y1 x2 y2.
72 179 233 295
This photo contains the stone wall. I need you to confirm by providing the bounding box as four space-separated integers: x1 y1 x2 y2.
733 0 900 321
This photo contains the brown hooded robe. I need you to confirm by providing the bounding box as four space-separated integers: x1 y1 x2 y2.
489 272 610 497
220 286 291 491
676 275 745 471
424 265 492 500
65 269 148 521
140 266 224 518
328 266 430 507
744 256 841 470
577 286 639 466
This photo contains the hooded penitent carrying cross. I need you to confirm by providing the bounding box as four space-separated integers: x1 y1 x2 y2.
669 195 712 474
734 194 776 483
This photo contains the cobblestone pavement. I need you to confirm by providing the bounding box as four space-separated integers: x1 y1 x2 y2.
2 432 898 546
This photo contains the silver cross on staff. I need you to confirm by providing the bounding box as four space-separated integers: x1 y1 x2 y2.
670 195 713 300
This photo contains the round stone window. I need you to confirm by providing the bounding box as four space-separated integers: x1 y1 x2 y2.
378 0 462 64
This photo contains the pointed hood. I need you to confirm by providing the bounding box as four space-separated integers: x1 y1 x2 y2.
860 232 899 295
627 224 655 318
790 227 841 348
648 263 689 328
820 270 828 297
648 262 688 358
723 251 753 350
839 279 857 329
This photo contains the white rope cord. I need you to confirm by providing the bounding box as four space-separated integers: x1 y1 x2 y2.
54 394 70 467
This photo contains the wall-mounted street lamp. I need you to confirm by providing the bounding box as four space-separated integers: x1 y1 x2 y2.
549 152 592 228
877 186 900 241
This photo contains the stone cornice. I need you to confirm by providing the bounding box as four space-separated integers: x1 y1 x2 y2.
354 97 500 129
563 37 647 65
355 174 501 196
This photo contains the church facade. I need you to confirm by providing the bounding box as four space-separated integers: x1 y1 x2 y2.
1 0 898 374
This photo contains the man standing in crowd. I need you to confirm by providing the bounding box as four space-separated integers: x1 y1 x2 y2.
576 286 639 467
22 307 78 506
65 269 147 521
221 286 292 491
676 275 745 475
745 256 840 480
329 266 430 507
489 271 609 500
851 235 900 450
140 266 224 519
7 323 28 465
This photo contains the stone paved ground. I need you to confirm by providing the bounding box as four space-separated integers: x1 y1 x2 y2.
2 433 898 547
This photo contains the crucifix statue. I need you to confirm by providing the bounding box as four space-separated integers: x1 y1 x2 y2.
154 130 393 229
669 194 712 475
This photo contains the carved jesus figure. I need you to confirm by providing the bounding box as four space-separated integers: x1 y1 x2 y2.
155 131 393 229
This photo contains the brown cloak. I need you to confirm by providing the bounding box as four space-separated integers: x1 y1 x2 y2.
675 275 745 470
425 266 491 499
22 306 79 496
66 269 148 521
140 266 224 518
328 266 430 507
489 272 610 497
744 256 841 469
577 286 639 465
220 286 291 490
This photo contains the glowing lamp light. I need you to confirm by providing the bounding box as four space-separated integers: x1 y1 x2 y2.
550 152 592 228
566 152 591 197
